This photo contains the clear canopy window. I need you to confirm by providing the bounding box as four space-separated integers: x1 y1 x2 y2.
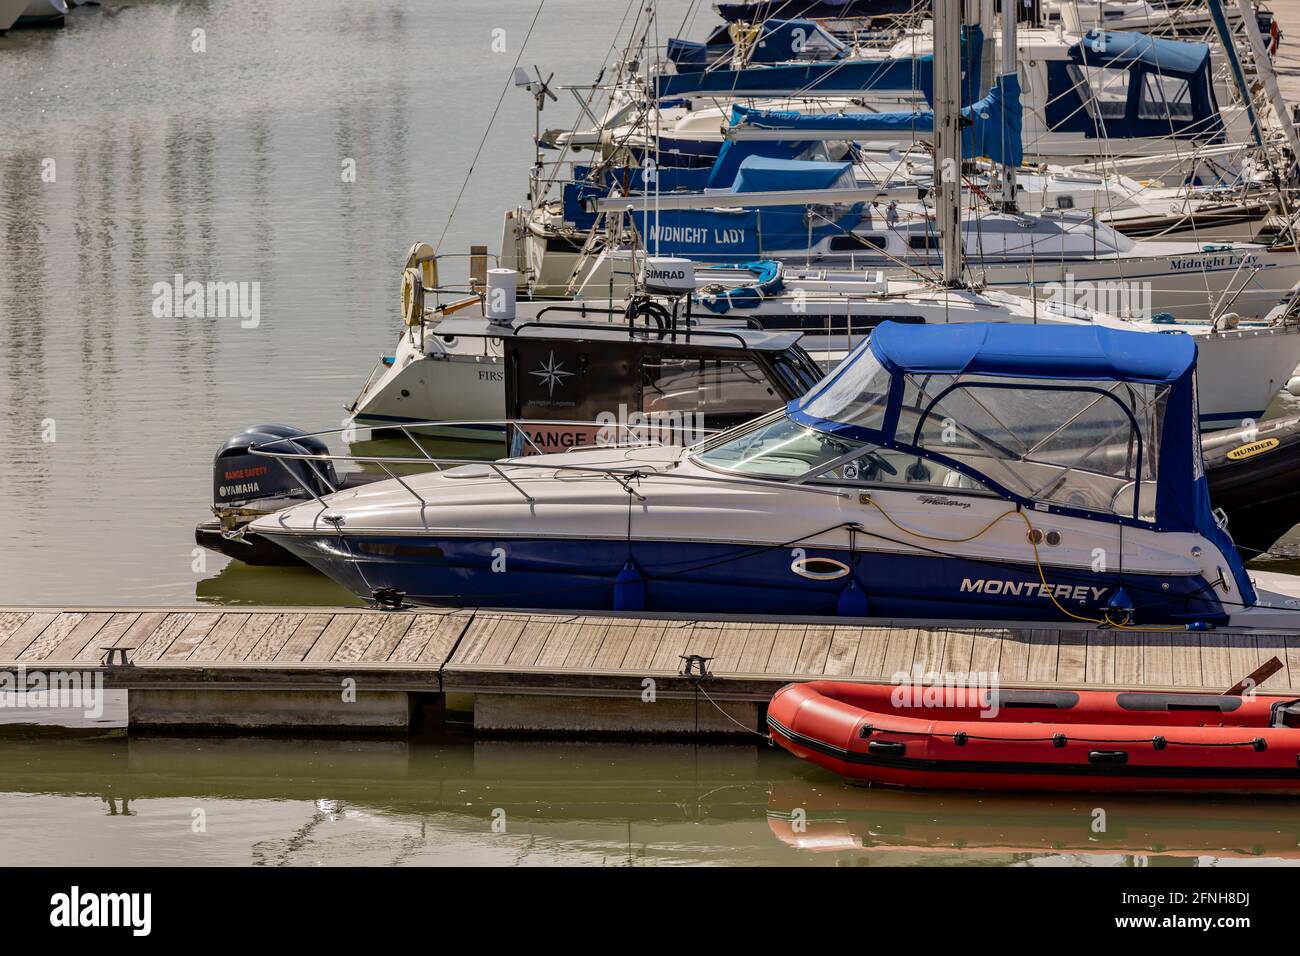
897 373 1166 521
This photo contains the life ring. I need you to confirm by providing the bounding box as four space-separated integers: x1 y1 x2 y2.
400 267 425 327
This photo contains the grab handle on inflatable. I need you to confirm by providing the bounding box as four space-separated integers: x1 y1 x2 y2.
867 740 906 756
1088 750 1129 765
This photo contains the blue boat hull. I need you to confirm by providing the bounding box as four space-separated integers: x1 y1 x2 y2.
267 533 1229 626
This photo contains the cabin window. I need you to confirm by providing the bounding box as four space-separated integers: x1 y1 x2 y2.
830 234 886 251
895 373 1167 521
1138 71 1194 121
908 234 940 250
1077 65 1130 119
641 355 778 420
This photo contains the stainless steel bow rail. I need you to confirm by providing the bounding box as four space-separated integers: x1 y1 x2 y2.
245 418 857 516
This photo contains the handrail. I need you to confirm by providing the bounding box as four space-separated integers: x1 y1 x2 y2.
245 418 854 512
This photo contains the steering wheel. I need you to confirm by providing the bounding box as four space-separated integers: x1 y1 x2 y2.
857 450 898 481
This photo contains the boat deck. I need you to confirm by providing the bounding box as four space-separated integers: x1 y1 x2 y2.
2 602 1298 735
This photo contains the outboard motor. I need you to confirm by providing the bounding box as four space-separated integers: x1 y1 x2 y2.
213 423 339 509
198 424 343 568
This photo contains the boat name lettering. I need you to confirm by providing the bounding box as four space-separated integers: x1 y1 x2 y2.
647 225 747 247
1169 253 1258 272
960 579 1108 602
918 495 971 509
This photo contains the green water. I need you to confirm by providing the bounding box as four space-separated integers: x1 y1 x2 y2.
3 726 1300 867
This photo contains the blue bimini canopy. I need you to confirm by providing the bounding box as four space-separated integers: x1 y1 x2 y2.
729 73 1024 166
788 322 1253 603
1047 30 1222 141
864 319 1195 383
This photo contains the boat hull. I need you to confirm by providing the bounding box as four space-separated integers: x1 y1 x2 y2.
260 531 1231 625
768 681 1300 793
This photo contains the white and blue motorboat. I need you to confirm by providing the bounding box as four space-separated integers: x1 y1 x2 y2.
250 322 1300 629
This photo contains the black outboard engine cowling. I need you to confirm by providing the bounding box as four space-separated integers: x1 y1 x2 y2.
213 424 339 508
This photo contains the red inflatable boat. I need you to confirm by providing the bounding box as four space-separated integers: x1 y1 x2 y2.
767 682 1300 793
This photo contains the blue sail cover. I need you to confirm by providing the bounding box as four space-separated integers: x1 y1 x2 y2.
788 322 1254 603
1069 29 1211 76
668 19 849 72
656 26 983 105
729 156 854 192
729 74 1024 165
715 0 919 21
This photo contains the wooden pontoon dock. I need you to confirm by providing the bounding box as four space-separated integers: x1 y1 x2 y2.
3 601 1300 736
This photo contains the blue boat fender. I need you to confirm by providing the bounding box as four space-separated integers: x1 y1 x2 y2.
613 561 646 612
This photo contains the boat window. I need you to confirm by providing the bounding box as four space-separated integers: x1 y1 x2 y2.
692 414 865 477
895 373 1166 520
908 234 940 250
794 347 892 432
1138 71 1194 121
641 355 779 420
772 352 823 395
830 234 886 251
1078 65 1130 119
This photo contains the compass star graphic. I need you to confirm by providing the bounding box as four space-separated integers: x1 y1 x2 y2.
529 351 574 397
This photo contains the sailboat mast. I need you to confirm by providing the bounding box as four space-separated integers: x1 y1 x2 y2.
1000 0 1017 211
935 0 964 286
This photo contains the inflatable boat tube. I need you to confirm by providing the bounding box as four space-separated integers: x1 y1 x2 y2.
768 680 1300 793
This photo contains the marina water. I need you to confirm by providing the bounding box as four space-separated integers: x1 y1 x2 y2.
2 0 1300 866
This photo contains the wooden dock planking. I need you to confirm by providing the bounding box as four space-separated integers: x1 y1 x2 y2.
2 609 1299 715
18 612 87 662
273 613 335 663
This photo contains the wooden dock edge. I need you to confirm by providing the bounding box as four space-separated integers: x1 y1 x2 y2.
1 605 1297 736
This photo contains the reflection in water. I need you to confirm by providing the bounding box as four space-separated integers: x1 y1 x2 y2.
0 0 663 606
1 730 1299 866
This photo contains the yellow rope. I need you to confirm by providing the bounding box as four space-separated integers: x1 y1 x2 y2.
858 494 1180 632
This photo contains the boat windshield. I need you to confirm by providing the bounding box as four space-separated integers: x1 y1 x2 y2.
691 412 997 494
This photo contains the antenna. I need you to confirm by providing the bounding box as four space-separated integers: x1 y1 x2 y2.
514 66 557 202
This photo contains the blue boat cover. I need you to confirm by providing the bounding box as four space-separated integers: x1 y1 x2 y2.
729 73 1024 166
1068 30 1210 77
863 320 1195 384
656 26 982 105
715 0 918 21
729 156 854 193
788 322 1252 603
